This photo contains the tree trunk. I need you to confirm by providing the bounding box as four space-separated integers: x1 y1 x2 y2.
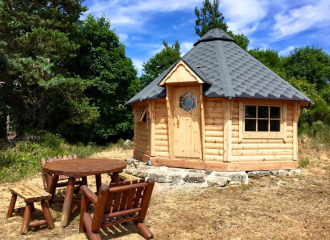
37 95 48 130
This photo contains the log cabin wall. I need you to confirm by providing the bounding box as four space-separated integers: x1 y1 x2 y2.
231 98 297 163
154 98 169 158
133 101 151 161
204 98 225 162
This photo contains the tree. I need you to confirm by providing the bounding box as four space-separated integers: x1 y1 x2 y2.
140 40 181 87
283 46 330 90
0 0 98 137
194 0 250 50
249 48 284 75
195 0 228 37
68 15 140 142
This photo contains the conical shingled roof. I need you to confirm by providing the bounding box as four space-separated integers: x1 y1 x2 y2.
126 28 311 105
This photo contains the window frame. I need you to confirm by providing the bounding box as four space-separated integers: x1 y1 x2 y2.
239 102 287 142
244 105 281 133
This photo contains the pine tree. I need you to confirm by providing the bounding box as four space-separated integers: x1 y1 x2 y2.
0 0 98 136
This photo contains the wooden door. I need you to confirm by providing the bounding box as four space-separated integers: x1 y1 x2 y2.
173 86 202 158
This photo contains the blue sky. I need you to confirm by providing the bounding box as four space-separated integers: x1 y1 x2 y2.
83 0 330 76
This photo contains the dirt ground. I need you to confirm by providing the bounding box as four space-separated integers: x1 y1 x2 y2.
0 146 330 240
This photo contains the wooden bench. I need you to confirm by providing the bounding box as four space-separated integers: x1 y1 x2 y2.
118 172 141 182
7 184 54 234
79 178 155 240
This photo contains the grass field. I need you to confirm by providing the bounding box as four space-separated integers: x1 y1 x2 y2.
0 145 329 240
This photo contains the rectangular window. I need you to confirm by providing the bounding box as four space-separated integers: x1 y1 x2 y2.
244 105 281 132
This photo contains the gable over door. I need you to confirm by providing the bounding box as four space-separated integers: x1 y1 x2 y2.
173 86 202 158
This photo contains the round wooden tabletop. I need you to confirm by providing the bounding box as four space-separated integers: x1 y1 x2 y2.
42 158 127 177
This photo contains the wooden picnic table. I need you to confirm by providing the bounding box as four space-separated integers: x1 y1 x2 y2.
42 158 127 227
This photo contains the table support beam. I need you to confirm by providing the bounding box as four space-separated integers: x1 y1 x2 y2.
61 177 76 227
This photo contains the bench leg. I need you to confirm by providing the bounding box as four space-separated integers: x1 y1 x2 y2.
95 174 102 192
112 172 120 183
41 200 54 229
21 203 33 235
82 176 88 186
134 220 153 240
7 193 17 219
48 174 59 207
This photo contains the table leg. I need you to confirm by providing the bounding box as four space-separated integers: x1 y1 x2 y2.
95 174 102 191
48 174 59 207
112 172 120 183
61 177 75 227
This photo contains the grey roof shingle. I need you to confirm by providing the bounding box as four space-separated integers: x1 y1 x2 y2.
126 28 311 105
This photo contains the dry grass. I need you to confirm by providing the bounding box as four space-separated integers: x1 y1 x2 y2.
1 145 330 240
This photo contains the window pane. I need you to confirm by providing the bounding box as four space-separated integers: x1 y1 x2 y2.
258 106 268 118
270 120 280 132
245 106 256 118
245 119 256 131
270 107 280 118
258 120 268 131
183 97 193 107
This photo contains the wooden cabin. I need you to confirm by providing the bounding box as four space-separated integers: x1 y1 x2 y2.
126 29 311 171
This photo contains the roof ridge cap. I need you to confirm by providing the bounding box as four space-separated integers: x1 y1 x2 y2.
215 41 234 98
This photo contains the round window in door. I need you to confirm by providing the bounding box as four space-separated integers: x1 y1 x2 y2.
179 92 197 112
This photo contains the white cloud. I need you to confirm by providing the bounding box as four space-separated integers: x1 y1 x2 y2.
132 58 144 77
181 42 194 56
86 0 201 32
278 46 296 56
221 0 269 35
118 33 128 42
273 0 330 38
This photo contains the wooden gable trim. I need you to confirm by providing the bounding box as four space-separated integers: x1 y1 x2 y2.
159 60 204 86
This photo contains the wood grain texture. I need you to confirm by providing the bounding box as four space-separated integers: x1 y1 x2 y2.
80 179 155 239
43 159 126 177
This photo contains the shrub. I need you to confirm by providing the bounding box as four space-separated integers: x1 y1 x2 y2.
0 133 103 182
298 158 310 168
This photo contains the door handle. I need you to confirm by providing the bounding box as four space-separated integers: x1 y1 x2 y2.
176 115 180 128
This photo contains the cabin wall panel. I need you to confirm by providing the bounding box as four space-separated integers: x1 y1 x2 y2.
154 98 169 157
204 98 225 161
232 100 294 162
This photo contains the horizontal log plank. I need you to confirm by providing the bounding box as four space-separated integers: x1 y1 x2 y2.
232 143 293 149
205 155 223 161
205 137 224 143
154 146 169 152
231 155 293 161
205 142 224 149
205 125 223 131
205 131 224 137
205 119 224 125
205 149 224 155
232 149 293 156
155 141 168 146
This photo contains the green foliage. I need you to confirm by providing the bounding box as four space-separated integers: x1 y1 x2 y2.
298 158 310 168
68 15 140 141
194 0 249 50
0 133 102 182
283 46 330 90
249 48 283 73
195 0 228 37
140 40 181 87
227 31 250 51
0 0 97 135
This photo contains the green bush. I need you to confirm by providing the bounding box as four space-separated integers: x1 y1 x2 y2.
298 157 310 168
0 133 103 182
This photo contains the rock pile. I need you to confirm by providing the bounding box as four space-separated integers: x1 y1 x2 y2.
125 157 301 187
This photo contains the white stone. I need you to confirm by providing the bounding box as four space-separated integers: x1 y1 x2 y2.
211 171 248 184
270 170 289 177
206 175 228 187
183 172 205 183
247 171 270 178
